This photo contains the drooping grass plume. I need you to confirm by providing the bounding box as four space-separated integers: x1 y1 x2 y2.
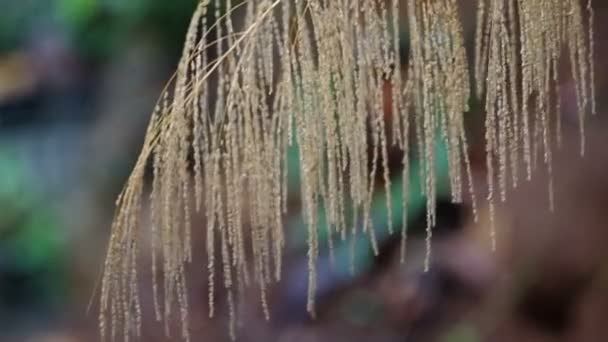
475 0 596 248
100 0 596 340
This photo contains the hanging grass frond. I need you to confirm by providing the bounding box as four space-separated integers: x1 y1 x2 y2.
100 0 596 340
475 0 596 248
406 0 476 272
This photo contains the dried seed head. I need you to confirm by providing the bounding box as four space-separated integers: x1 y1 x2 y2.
475 0 596 246
101 0 596 340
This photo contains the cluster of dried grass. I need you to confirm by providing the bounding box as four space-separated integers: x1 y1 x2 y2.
99 0 595 340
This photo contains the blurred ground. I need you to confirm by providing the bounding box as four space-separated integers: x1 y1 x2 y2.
0 1 607 341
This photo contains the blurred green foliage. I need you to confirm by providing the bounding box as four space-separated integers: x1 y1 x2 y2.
0 1 45 52
0 147 66 308
1 0 198 61
440 323 480 342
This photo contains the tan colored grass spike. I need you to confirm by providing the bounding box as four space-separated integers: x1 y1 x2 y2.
476 0 521 250
100 1 285 340
475 0 596 243
406 0 473 271
101 0 595 340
